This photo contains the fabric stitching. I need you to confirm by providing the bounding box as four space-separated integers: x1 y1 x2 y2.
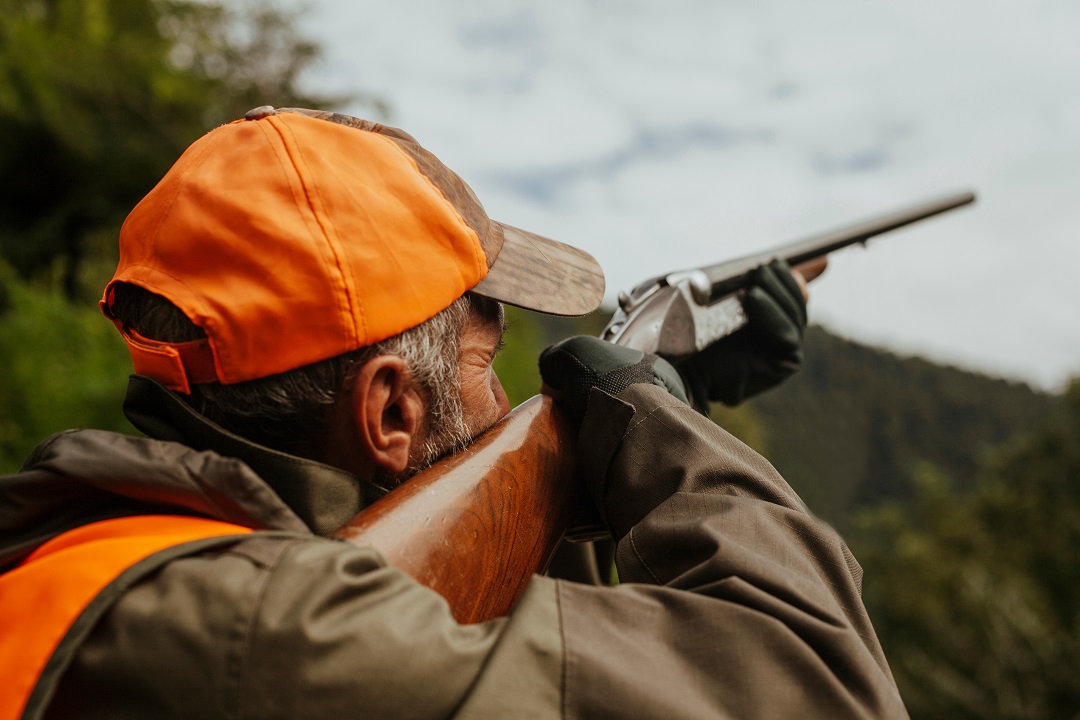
269 117 365 344
627 528 662 584
555 581 571 720
374 134 487 279
231 539 298 720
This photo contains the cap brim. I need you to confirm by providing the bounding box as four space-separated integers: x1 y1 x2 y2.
470 222 605 316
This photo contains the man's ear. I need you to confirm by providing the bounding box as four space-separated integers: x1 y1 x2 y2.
349 355 426 475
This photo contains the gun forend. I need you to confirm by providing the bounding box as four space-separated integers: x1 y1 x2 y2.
701 190 975 302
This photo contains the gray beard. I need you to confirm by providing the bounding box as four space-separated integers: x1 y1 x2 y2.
376 382 472 488
408 406 472 477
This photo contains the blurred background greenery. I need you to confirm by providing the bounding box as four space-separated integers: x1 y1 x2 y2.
1 2 1076 717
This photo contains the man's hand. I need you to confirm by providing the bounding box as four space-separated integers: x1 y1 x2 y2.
539 338 688 429
541 259 823 422
678 258 821 408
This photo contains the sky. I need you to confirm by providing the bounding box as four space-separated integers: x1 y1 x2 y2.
300 0 1080 391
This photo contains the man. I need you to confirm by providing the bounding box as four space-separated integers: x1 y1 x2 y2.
0 107 907 718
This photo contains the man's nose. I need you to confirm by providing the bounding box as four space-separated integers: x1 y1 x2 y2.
492 373 511 417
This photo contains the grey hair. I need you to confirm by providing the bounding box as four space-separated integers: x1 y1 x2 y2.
109 283 472 465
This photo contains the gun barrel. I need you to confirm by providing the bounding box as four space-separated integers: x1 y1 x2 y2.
703 190 975 302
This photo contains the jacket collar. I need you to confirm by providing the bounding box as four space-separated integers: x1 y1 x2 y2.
122 375 388 536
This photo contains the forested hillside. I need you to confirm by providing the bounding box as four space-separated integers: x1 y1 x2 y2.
855 379 1080 719
748 326 1055 529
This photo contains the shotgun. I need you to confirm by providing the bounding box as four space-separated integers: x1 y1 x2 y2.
334 190 976 623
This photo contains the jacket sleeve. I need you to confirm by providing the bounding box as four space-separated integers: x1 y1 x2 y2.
553 382 908 719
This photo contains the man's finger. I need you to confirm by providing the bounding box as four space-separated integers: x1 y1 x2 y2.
791 257 828 301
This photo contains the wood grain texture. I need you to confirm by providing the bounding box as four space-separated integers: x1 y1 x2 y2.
334 395 580 624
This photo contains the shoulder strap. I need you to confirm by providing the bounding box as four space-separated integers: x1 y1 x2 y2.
0 515 254 720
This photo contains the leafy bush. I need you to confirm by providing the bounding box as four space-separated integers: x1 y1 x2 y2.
0 263 133 472
854 381 1080 719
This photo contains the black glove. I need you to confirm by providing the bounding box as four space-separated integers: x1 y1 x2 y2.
539 336 688 428
679 259 807 407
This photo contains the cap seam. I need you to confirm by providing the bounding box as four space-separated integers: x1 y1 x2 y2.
263 116 365 346
371 134 488 282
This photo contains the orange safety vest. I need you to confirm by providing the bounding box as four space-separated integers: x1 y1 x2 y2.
0 515 253 720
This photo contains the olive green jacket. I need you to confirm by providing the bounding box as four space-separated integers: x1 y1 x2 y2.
0 377 908 719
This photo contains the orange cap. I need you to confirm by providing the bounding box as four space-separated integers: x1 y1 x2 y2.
101 107 605 393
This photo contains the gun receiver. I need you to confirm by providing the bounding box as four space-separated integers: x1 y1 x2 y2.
603 190 975 359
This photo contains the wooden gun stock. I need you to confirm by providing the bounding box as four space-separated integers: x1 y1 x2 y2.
334 395 578 624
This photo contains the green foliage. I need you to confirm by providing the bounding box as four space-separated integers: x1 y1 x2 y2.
0 0 341 298
493 306 549 408
854 382 1080 720
0 262 134 472
749 326 1054 529
494 305 610 408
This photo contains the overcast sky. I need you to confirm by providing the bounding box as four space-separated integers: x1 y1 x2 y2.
301 0 1080 391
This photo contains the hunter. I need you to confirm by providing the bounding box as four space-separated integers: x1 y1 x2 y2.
0 107 907 719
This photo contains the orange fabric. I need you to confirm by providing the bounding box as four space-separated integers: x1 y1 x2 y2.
113 324 217 394
104 112 487 387
0 516 252 720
